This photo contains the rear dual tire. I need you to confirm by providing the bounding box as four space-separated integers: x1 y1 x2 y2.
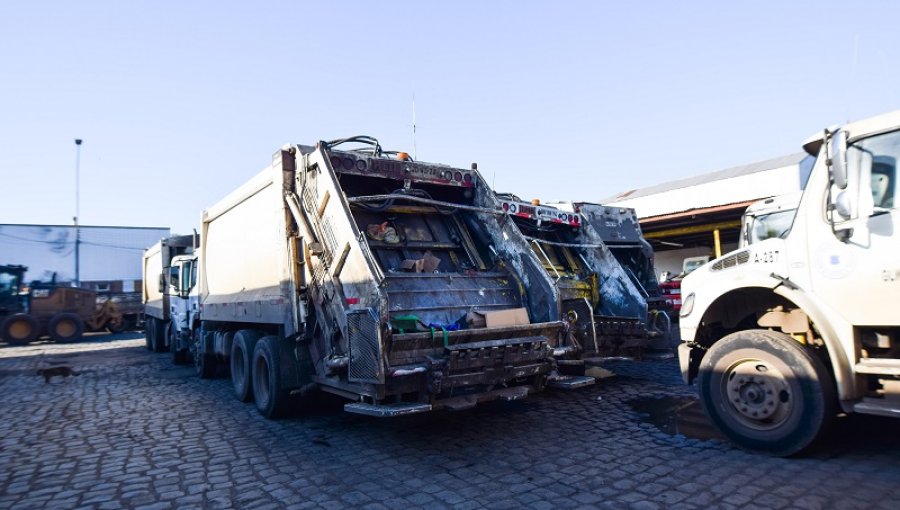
252 336 292 419
230 330 261 403
229 331 296 418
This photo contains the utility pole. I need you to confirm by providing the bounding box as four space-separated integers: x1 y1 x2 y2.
74 138 82 287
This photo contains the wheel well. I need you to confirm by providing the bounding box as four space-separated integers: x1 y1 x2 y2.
691 287 836 386
695 287 792 347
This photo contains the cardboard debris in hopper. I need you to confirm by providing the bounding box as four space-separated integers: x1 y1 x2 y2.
401 251 441 273
467 307 530 328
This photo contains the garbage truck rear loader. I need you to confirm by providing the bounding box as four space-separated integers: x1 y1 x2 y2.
561 202 672 348
679 110 900 456
496 196 653 358
197 137 580 418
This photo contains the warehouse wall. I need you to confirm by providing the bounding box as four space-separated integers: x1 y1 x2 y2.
0 224 170 286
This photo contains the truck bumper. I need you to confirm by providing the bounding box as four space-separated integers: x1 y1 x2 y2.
677 343 692 384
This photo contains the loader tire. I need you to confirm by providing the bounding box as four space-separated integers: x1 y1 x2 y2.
231 330 261 402
1 314 39 344
252 336 292 419
48 313 85 343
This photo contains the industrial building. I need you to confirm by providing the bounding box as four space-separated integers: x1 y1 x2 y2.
604 153 814 277
0 224 170 291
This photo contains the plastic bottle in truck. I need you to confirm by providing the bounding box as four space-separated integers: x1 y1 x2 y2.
195 136 590 418
678 110 900 455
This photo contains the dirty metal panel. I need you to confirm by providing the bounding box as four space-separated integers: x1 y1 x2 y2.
327 151 477 189
347 308 384 384
384 273 521 327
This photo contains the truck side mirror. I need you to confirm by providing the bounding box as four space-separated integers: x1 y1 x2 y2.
829 130 848 189
834 191 853 220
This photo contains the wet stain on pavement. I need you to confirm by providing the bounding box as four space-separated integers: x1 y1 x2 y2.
629 396 726 441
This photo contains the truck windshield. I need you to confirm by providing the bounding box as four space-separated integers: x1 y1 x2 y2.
749 209 795 244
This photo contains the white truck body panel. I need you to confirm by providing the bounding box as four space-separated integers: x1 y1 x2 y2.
142 241 166 320
200 165 298 334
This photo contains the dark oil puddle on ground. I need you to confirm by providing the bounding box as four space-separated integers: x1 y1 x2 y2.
629 396 726 441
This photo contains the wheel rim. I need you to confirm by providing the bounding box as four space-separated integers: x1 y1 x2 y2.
56 319 77 338
9 320 32 340
254 356 270 405
721 358 793 430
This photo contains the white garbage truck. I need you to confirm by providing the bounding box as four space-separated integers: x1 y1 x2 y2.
142 234 198 362
194 137 589 418
679 110 900 456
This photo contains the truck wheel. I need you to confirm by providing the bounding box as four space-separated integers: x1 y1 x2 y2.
1 314 39 344
169 322 188 365
231 330 261 402
150 318 167 353
48 313 85 342
252 336 292 419
144 321 153 350
698 329 835 456
194 330 216 379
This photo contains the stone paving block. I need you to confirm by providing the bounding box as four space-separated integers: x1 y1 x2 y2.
1 336 898 510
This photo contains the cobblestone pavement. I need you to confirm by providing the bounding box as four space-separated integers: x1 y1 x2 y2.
1 333 898 510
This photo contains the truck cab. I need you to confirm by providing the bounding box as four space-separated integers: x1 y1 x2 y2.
739 192 802 248
166 253 200 364
679 110 900 455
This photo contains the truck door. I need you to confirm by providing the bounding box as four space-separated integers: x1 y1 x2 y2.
169 261 192 331
808 129 900 326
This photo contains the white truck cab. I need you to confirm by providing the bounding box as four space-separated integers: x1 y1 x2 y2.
167 253 200 364
739 192 803 248
679 110 900 456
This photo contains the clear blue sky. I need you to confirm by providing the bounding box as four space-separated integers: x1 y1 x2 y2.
2 1 899 235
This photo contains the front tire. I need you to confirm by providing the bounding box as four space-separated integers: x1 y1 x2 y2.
698 329 835 456
194 329 216 379
169 321 188 365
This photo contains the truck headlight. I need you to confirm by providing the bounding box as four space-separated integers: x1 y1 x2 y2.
680 292 695 318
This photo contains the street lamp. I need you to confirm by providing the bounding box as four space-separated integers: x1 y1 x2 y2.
74 138 82 287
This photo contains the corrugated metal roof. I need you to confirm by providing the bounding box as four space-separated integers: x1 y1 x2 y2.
640 199 761 223
601 152 807 203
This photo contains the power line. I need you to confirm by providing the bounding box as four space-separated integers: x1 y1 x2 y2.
0 232 147 251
